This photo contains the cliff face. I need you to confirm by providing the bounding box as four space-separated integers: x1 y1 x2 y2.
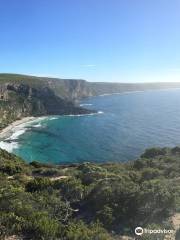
0 77 94 129
45 78 94 100
1 73 180 129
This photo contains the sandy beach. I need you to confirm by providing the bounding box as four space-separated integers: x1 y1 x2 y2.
0 117 36 140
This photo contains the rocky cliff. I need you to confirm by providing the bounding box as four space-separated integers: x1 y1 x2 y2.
0 74 94 129
1 73 180 129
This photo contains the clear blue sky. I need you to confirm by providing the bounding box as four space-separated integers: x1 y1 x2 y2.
0 0 180 82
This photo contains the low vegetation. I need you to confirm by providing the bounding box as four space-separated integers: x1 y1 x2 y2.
0 147 180 239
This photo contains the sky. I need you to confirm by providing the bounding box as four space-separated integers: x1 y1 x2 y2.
0 0 180 83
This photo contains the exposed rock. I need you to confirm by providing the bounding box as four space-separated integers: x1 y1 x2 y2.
1 73 180 129
0 76 95 128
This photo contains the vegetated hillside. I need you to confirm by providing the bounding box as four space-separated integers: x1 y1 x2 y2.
0 147 180 239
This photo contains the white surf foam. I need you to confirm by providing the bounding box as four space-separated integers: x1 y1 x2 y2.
99 91 144 97
66 111 104 117
0 111 104 153
49 117 59 120
0 123 30 152
9 129 27 140
33 123 42 128
80 103 93 107
0 117 48 152
0 140 19 152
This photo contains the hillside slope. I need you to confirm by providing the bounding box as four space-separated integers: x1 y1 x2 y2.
0 147 180 239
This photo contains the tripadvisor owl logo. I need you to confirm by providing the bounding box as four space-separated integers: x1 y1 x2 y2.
135 227 175 236
135 227 143 236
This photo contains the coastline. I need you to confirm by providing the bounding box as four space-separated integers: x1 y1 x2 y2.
0 117 36 140
98 87 180 97
1 88 179 140
0 110 103 143
1 87 179 162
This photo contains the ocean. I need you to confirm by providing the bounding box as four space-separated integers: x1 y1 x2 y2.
1 89 180 164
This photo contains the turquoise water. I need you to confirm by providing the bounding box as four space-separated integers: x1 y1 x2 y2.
4 89 180 164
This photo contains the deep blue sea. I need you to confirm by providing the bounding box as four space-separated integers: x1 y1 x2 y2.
1 89 180 164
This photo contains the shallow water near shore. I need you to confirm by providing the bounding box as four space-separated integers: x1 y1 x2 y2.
1 89 180 164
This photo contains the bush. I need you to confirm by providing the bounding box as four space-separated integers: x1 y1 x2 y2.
53 177 86 202
141 148 166 158
141 168 162 181
66 221 113 240
0 212 25 236
96 205 114 229
25 177 52 192
171 146 180 154
0 163 23 175
25 212 60 240
30 161 43 168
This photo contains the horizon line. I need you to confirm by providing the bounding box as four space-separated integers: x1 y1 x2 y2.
1 72 180 84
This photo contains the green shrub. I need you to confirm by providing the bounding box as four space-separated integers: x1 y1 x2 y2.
171 146 180 154
53 177 86 202
26 212 60 240
96 205 114 229
141 148 166 158
66 221 112 240
0 212 25 236
141 168 162 181
25 177 52 192
0 163 23 175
